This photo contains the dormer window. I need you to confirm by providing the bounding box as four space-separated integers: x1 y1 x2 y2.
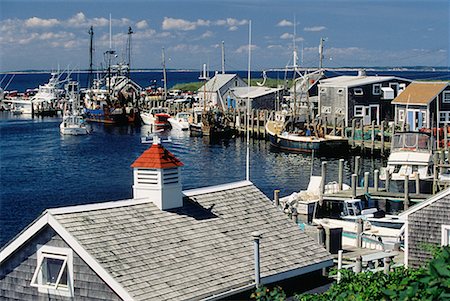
30 245 73 297
372 84 381 95
354 88 363 96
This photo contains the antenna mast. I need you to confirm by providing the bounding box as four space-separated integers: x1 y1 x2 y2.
88 26 94 88
246 20 252 182
127 26 133 77
221 41 225 74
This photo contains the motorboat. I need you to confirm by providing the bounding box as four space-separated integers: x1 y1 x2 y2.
140 107 171 128
380 131 434 193
60 81 91 135
168 112 190 131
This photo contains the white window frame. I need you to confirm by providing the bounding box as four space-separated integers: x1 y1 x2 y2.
337 88 344 95
398 109 405 122
354 88 363 96
442 225 450 246
372 83 381 95
439 111 450 124
321 106 331 114
354 105 364 117
30 245 74 297
443 91 450 103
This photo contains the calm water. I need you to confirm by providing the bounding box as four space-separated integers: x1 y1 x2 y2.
0 112 385 247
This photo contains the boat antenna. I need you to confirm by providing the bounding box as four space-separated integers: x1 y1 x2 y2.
88 26 94 88
246 20 252 182
162 47 167 101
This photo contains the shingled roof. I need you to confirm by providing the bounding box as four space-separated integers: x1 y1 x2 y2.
1 181 332 301
392 82 449 105
131 142 184 169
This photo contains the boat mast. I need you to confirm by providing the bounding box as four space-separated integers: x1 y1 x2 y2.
105 14 116 103
88 26 94 89
221 41 225 74
127 26 133 78
319 37 325 69
246 20 252 182
162 47 167 101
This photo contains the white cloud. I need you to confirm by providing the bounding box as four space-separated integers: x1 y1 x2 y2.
277 19 293 27
304 26 326 32
228 26 238 31
267 44 283 49
162 17 209 31
136 20 148 29
201 30 213 39
235 44 257 54
169 43 204 53
280 32 294 40
66 12 128 28
25 17 59 28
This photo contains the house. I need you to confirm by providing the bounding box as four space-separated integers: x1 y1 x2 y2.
391 81 450 131
225 86 284 110
318 71 411 126
0 138 333 300
197 73 247 109
402 188 450 268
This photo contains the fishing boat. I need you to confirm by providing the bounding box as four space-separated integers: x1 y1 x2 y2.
30 72 66 116
189 108 203 136
140 107 171 128
60 81 91 135
266 111 348 153
168 112 190 131
379 131 434 193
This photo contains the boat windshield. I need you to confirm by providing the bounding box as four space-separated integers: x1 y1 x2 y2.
391 132 431 152
151 108 168 114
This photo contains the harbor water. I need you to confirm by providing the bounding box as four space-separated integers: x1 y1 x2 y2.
0 112 385 247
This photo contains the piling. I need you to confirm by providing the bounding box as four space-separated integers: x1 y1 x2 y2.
445 125 448 152
320 161 328 201
354 256 362 273
383 257 392 275
380 121 385 155
374 169 379 191
360 121 365 153
364 172 369 194
356 218 363 248
263 110 268 139
404 174 410 210
371 120 375 155
338 159 344 191
274 189 280 207
337 250 343 283
351 174 357 199
385 172 391 192
354 156 361 181
351 119 356 148
333 117 337 136
317 225 325 247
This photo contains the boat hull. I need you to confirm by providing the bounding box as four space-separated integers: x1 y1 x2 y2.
268 132 348 154
85 108 130 125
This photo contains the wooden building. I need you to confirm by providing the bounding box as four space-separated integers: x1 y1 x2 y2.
197 73 247 109
391 81 450 131
225 86 284 110
318 71 411 126
403 188 450 268
0 139 332 300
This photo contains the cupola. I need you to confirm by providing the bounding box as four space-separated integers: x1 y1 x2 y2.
131 137 184 210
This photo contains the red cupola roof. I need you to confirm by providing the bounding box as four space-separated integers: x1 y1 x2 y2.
131 142 184 169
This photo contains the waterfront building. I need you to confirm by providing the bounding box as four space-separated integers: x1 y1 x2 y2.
0 139 332 300
403 188 450 268
392 81 450 131
197 73 247 109
317 71 411 126
225 86 284 110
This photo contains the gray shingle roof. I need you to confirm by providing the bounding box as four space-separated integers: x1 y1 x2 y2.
51 182 332 300
197 74 239 92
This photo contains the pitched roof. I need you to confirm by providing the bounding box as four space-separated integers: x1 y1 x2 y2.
319 75 409 88
230 86 282 99
1 181 332 301
131 143 184 169
400 187 450 217
391 82 449 105
198 74 240 92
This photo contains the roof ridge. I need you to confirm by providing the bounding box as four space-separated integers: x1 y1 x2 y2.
183 180 253 197
48 198 152 215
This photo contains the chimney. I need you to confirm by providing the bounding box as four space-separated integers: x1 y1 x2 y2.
131 136 184 210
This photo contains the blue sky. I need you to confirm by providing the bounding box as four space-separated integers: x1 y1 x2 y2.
0 0 448 71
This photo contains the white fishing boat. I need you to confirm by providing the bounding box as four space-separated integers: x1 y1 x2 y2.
140 107 171 127
60 81 91 135
168 112 190 131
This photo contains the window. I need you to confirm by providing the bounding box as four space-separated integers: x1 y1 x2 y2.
440 111 450 124
320 88 327 94
443 91 450 103
442 225 450 246
354 88 363 96
337 88 344 95
373 84 381 95
398 109 405 122
354 105 364 117
321 106 331 114
30 245 73 297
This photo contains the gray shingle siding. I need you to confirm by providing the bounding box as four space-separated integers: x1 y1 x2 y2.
0 226 121 301
408 196 450 268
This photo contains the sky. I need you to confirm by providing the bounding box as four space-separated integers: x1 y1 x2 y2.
0 0 448 72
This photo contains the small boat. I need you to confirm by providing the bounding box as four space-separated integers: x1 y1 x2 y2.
168 112 190 131
380 131 434 193
266 111 348 153
141 107 171 128
189 108 203 136
60 81 91 135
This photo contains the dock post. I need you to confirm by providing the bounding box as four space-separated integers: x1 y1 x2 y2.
364 172 369 194
371 120 375 156
354 256 362 273
321 161 328 196
351 119 356 148
323 117 328 136
374 169 379 191
250 109 255 138
445 125 448 152
383 257 392 275
415 172 420 194
354 156 360 182
337 250 343 283
404 174 410 210
433 165 438 194
333 117 337 136
351 174 357 199
274 189 280 208
381 120 385 156
385 171 391 192
356 218 363 248
263 110 268 139
360 121 365 153
338 159 344 191
317 225 325 247
256 109 261 138
341 119 345 138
